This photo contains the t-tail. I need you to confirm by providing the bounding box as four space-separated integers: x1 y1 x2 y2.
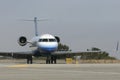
34 17 38 36
23 17 47 36
33 17 48 36
116 41 119 51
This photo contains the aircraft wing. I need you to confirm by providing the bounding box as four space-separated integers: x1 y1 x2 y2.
52 51 101 56
0 51 101 58
0 51 33 58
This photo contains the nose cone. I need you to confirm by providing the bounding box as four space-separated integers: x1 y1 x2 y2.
38 42 58 52
42 46 57 52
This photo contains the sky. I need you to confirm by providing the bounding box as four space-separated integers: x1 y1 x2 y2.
0 0 120 58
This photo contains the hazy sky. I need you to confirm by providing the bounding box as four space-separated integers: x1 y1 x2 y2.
0 0 120 58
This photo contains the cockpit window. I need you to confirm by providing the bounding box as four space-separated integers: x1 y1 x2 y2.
39 39 48 42
42 39 48 42
39 39 56 42
49 39 56 42
39 39 42 42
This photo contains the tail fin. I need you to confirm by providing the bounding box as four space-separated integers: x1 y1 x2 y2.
116 41 119 51
34 17 38 36
23 17 48 36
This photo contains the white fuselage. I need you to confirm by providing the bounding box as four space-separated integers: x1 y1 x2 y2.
29 34 58 53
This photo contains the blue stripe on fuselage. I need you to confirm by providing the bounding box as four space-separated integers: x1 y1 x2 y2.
40 46 57 52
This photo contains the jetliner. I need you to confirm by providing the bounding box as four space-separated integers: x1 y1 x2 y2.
0 17 100 64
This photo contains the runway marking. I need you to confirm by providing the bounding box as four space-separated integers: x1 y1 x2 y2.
7 64 42 68
8 64 28 68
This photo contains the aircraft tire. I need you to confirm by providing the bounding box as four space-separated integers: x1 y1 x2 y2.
27 55 33 64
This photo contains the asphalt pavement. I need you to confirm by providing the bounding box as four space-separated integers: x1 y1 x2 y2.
0 64 120 80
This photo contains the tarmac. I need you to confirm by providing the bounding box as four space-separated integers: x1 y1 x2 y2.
0 63 120 80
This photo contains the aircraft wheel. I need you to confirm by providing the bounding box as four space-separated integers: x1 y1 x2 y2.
46 57 51 64
27 55 33 64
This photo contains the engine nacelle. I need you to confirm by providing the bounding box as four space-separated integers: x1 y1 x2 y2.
18 36 27 46
55 36 60 43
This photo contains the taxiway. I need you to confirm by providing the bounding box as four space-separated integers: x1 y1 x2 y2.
0 64 120 80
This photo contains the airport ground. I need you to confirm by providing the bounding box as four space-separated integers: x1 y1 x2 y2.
0 63 120 80
0 59 120 80
0 58 120 64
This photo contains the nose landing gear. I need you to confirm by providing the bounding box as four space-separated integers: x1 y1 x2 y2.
46 56 57 64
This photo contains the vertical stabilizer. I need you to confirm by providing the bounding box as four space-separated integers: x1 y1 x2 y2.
34 17 38 36
24 17 47 36
116 41 119 51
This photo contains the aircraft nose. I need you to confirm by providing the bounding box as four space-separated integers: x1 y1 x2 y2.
39 46 57 52
38 42 58 52
44 47 57 52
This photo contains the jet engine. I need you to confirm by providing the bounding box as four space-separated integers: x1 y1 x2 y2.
18 36 27 46
55 36 60 43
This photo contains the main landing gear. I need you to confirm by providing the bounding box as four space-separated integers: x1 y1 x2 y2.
46 56 57 64
26 55 57 64
27 55 33 64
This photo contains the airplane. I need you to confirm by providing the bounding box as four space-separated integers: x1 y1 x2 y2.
0 17 100 64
